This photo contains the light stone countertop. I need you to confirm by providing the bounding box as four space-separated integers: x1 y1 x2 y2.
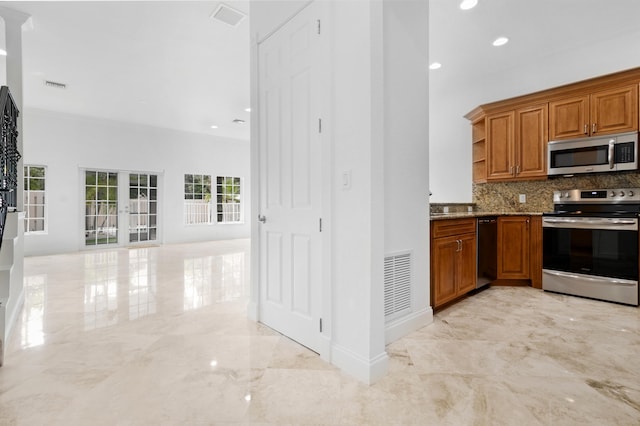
429 211 544 221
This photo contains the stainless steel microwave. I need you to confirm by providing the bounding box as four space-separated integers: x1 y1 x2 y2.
547 131 638 176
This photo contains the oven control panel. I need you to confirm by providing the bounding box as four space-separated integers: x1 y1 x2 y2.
554 188 640 203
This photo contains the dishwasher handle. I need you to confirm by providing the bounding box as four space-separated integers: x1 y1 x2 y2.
478 218 497 224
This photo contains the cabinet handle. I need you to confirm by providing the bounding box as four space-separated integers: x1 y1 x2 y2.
516 165 520 175
584 124 588 135
509 166 514 176
592 123 597 133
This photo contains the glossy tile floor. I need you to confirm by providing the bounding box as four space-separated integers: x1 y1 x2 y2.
1 239 639 425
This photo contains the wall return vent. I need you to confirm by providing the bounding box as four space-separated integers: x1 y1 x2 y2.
210 4 246 27
384 251 412 320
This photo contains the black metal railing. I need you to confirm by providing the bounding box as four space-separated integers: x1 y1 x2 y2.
0 86 21 248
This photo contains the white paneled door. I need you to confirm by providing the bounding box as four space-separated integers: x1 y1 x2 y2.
258 2 324 353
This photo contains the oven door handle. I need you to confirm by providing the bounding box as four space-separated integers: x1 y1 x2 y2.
543 270 638 287
543 217 638 229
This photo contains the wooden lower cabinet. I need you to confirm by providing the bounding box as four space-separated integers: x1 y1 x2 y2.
431 219 477 308
430 216 543 308
497 216 530 279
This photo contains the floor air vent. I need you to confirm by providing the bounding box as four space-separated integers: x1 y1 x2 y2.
384 251 412 320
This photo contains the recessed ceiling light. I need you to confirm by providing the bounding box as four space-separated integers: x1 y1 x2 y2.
493 37 509 47
210 125 219 129
429 62 442 70
244 108 251 112
0 49 6 56
459 0 478 10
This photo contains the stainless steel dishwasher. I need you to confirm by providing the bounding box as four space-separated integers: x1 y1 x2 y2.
477 217 497 288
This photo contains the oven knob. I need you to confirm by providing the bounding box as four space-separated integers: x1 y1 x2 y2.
610 191 616 197
630 191 635 197
620 191 625 197
563 192 569 198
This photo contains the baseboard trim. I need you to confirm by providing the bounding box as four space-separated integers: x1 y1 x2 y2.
384 307 433 344
331 343 389 385
5 287 24 342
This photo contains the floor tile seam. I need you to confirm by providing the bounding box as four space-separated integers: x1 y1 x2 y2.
413 371 585 381
400 337 561 345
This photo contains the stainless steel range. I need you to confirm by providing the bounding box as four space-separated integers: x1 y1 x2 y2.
542 188 639 306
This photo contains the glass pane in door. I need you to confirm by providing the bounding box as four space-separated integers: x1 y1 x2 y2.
129 173 158 243
85 170 118 246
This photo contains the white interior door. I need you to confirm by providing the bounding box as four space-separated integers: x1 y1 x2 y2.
258 3 323 353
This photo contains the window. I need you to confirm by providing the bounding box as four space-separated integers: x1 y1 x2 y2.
24 165 46 233
184 174 212 224
216 176 241 223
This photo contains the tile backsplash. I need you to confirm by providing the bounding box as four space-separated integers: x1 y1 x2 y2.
473 171 640 213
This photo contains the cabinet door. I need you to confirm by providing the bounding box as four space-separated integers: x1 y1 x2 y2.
486 111 515 180
431 236 459 307
457 233 477 295
516 104 548 179
590 85 638 136
497 216 530 279
549 95 589 140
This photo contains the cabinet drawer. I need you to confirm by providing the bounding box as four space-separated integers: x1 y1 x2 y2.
431 218 476 238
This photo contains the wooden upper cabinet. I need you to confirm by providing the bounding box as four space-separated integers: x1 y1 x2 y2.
486 111 515 180
549 95 589 140
590 85 638 136
549 85 638 140
486 105 547 182
515 104 548 179
467 67 640 183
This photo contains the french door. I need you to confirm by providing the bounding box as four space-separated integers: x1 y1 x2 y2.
84 170 160 248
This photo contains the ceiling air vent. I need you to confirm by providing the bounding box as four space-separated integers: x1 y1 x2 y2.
384 251 412 321
232 119 245 124
44 80 66 89
210 4 246 27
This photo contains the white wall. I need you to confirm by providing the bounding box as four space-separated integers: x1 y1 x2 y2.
250 0 430 384
328 0 387 382
382 0 431 341
429 28 640 203
22 109 250 256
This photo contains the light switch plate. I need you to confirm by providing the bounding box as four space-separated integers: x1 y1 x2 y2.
519 194 526 203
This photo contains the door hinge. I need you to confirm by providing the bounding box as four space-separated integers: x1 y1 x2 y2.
317 19 321 35
319 218 323 232
318 118 322 133
319 318 323 332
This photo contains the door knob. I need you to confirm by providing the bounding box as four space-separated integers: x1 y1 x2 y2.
258 214 266 224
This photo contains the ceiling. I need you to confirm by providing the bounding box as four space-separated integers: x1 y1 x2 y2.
1 1 640 141
0 1 251 140
429 0 640 94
